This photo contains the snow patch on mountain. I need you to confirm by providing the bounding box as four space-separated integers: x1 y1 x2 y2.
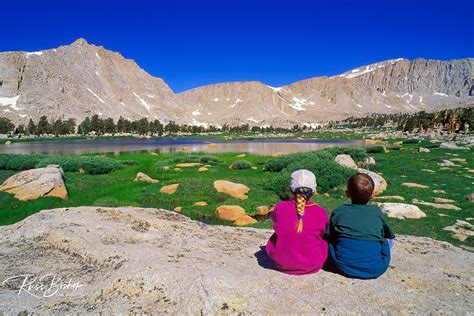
133 92 151 111
288 96 311 111
87 89 105 104
230 98 243 108
25 51 43 58
247 117 260 123
0 95 20 108
95 52 101 60
192 109 201 116
267 85 282 92
434 92 449 97
340 58 405 79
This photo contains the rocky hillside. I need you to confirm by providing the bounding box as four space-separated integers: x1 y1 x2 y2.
0 39 472 127
0 206 472 314
0 39 183 125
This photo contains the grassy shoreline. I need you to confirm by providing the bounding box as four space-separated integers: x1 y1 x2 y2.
1 130 366 144
0 140 472 249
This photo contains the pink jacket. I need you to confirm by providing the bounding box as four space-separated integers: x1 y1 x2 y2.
266 200 329 275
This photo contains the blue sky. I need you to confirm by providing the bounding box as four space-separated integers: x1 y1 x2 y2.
1 0 473 92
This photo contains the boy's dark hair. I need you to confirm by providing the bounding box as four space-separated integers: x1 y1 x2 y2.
347 173 375 204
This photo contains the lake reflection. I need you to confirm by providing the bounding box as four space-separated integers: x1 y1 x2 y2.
0 138 365 155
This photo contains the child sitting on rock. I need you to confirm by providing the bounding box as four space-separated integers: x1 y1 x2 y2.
266 169 329 275
326 173 395 279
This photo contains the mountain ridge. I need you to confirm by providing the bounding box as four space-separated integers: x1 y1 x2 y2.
0 39 472 127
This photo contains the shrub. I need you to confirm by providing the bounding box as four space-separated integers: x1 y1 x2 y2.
171 154 220 165
264 149 357 199
365 145 386 153
264 151 332 172
385 144 402 151
35 156 123 174
0 154 44 170
230 160 252 170
324 147 368 162
425 142 441 148
0 154 126 174
402 138 419 144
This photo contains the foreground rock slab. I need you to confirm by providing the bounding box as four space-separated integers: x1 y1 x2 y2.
0 165 68 201
0 207 472 314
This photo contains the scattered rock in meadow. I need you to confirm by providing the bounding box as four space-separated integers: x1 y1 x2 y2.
402 182 429 189
433 189 446 194
0 165 68 201
421 169 435 173
393 141 403 146
194 202 208 207
439 160 456 167
234 215 258 226
358 157 376 168
160 183 179 195
271 152 283 157
162 166 171 171
373 196 405 201
176 163 200 167
412 199 461 211
4 140 11 145
149 152 159 156
443 220 474 241
335 154 358 169
357 168 387 194
450 158 467 163
251 166 258 170
174 168 182 171
376 203 426 219
215 205 246 221
440 142 469 150
365 139 381 145
419 147 430 153
214 180 250 200
466 193 474 203
173 206 182 212
235 154 246 158
438 213 449 217
323 193 330 197
198 167 208 172
79 167 86 173
134 172 159 184
255 206 272 216
432 197 456 203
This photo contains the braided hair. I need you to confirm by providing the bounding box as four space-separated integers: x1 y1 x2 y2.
294 187 312 233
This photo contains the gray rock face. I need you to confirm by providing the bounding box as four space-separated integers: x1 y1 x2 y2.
0 38 473 127
0 206 472 314
0 39 182 125
0 165 67 200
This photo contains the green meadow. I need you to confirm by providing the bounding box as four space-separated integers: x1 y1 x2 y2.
0 140 472 249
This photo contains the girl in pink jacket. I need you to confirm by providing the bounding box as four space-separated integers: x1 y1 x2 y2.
266 169 329 275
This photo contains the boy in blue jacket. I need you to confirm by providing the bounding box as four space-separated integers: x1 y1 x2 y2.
326 173 395 279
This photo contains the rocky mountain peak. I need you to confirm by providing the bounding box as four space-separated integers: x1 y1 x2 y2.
0 40 472 127
70 38 90 46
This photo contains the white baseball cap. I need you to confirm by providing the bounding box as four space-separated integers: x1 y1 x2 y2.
290 169 317 193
